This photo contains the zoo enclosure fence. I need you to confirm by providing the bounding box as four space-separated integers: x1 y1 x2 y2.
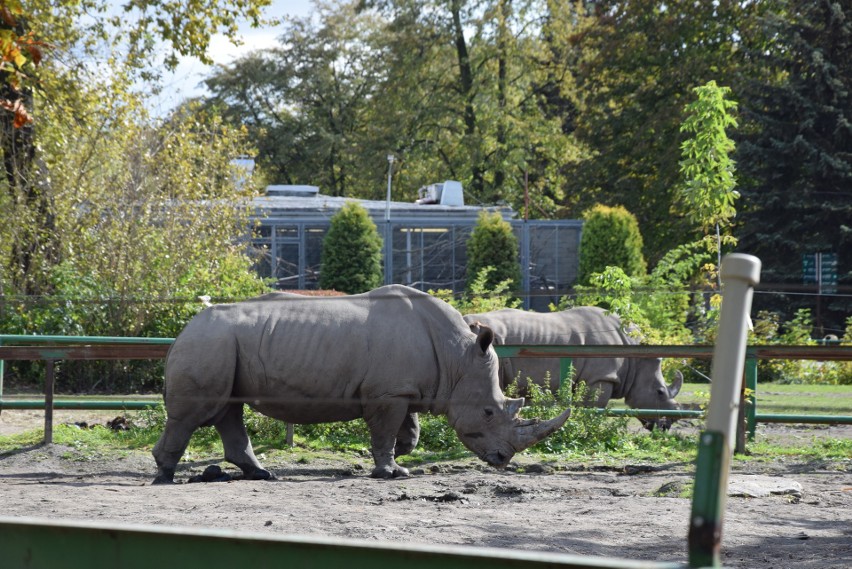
1 335 851 448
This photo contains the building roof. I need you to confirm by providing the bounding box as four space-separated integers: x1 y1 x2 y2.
251 192 516 225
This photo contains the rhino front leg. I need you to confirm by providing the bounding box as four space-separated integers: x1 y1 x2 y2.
364 398 411 479
394 412 420 458
581 380 614 407
215 403 275 481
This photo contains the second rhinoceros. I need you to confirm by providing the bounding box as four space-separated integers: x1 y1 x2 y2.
463 307 683 430
152 285 570 483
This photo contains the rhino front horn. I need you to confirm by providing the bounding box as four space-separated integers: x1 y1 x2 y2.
510 407 572 452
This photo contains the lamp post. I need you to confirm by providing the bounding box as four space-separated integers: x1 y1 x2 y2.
385 154 394 223
384 154 395 284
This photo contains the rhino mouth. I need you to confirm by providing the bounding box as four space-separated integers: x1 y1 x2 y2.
483 450 513 468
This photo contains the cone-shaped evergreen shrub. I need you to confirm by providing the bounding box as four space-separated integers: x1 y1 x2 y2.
466 211 521 293
319 202 383 293
578 204 647 285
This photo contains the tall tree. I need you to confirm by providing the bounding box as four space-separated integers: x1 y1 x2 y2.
737 0 852 331
566 0 756 261
676 80 739 285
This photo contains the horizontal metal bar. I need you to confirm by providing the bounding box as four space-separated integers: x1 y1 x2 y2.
600 409 704 419
755 413 852 425
0 345 171 360
0 335 174 345
0 399 159 411
0 516 688 569
495 345 852 361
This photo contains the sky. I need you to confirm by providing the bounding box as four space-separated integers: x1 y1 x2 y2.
150 0 314 116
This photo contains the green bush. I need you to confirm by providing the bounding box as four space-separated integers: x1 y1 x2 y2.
319 202 384 294
578 204 647 285
465 211 521 295
517 380 631 454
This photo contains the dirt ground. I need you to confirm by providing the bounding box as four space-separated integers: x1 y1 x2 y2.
1 409 850 569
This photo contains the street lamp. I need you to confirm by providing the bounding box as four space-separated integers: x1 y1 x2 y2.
385 154 395 223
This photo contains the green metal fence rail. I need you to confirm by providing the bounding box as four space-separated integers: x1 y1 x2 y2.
494 344 852 444
2 336 851 445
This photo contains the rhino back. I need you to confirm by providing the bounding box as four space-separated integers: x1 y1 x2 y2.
167 285 469 423
464 307 632 392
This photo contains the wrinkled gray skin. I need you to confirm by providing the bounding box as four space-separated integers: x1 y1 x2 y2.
464 307 683 431
152 285 570 484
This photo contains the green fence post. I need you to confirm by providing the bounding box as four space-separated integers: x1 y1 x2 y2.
559 357 573 391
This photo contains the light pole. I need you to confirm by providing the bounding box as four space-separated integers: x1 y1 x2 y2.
384 154 395 284
385 154 395 223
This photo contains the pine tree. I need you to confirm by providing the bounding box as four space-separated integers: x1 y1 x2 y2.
737 1 852 330
466 211 522 294
319 202 384 293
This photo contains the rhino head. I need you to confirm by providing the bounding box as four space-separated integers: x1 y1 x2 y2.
446 326 572 468
626 358 683 431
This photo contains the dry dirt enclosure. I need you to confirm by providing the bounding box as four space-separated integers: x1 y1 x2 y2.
1 412 851 569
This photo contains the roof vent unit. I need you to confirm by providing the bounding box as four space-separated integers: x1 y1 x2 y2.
415 180 464 206
266 185 320 197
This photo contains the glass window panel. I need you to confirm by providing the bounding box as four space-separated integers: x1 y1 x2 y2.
275 243 301 289
305 226 327 289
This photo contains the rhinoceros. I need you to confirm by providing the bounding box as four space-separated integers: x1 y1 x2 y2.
152 285 571 483
463 307 683 430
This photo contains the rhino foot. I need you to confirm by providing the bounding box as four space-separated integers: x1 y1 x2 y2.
152 467 176 485
243 468 276 481
370 464 410 479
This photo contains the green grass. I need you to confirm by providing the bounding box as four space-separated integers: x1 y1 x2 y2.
2 383 850 467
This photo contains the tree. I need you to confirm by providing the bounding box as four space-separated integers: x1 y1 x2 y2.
577 204 646 286
566 0 758 261
737 0 852 331
0 0 273 296
676 80 739 285
465 211 521 294
319 202 384 293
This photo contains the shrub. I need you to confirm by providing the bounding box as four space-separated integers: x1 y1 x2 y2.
319 202 384 294
578 204 647 285
465 211 521 295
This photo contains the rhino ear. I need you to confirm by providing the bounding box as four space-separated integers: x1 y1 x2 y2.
475 325 494 353
505 397 524 417
468 320 482 334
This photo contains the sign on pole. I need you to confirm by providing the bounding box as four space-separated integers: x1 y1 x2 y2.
803 252 838 294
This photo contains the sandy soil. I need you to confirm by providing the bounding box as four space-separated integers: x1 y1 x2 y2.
1 410 850 569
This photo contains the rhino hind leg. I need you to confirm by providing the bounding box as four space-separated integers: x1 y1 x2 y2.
215 403 275 481
393 413 421 458
152 418 196 484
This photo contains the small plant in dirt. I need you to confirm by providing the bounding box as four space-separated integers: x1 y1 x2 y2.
506 377 633 455
431 266 521 315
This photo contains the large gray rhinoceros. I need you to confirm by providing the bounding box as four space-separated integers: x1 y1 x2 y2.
152 285 570 483
463 307 683 430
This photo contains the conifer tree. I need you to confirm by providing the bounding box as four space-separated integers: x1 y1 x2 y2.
578 204 647 286
319 202 383 294
466 211 521 294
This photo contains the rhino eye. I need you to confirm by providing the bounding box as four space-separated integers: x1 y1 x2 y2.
484 408 494 417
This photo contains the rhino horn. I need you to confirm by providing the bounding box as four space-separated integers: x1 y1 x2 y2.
510 407 572 452
667 370 684 399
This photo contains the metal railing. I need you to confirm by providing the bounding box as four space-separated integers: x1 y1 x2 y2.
2 336 851 446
